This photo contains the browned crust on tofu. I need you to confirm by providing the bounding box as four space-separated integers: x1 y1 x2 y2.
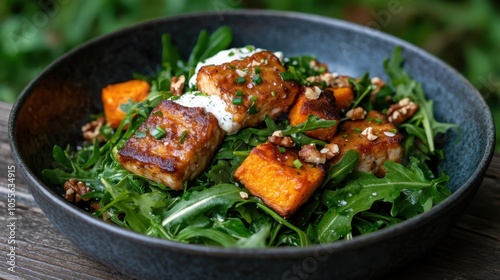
288 88 340 141
234 143 325 218
117 100 224 190
196 51 300 129
329 110 403 177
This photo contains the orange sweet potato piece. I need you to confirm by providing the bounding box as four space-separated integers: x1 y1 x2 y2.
288 87 340 141
102 80 150 129
331 87 354 111
234 142 325 218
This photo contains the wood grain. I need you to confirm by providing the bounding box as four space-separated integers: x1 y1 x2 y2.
0 101 498 280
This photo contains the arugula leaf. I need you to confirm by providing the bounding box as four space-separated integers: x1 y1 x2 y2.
323 150 359 187
384 46 458 153
187 26 232 68
315 158 449 243
162 184 244 232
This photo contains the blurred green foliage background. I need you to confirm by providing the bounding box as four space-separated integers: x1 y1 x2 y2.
1 0 498 149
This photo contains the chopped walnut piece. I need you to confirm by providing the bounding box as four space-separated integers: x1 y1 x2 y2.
361 127 378 141
346 107 367 120
170 75 186 96
304 86 322 100
320 143 340 160
370 77 386 95
306 73 351 89
82 117 105 143
386 98 419 125
268 133 295 147
299 144 326 164
63 179 91 203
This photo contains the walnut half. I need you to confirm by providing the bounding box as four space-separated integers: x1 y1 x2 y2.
64 179 91 203
386 98 419 125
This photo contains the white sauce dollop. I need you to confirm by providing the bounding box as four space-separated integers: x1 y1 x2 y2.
174 92 240 134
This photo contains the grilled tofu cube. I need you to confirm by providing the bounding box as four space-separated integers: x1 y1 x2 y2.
197 51 300 130
117 100 224 190
330 110 403 177
102 79 150 129
288 86 340 141
234 142 325 218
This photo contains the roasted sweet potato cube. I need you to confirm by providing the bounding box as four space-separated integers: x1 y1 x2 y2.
234 142 325 218
329 110 403 177
197 51 300 132
117 101 224 190
331 87 354 111
102 79 150 129
288 87 340 141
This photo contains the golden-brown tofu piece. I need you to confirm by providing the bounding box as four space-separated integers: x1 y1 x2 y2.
288 87 340 141
330 110 403 177
102 79 150 129
117 101 224 190
234 142 325 218
197 51 300 130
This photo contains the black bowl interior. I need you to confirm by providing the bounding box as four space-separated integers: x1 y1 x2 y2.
9 10 495 280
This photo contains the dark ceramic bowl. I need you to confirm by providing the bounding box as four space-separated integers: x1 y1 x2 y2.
9 10 495 280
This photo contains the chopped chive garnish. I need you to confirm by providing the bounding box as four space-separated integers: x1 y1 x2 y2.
151 126 166 139
250 96 258 102
179 130 188 144
153 111 163 117
229 64 236 69
342 134 348 138
233 151 251 157
245 45 255 51
252 74 262 85
228 51 235 56
375 118 383 124
232 97 243 105
271 91 276 97
354 128 363 133
254 67 261 74
390 129 398 134
278 146 286 153
236 77 246 84
247 102 258 114
135 131 147 138
236 90 244 96
293 159 303 169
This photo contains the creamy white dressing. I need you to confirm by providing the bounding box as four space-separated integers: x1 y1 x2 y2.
173 92 240 134
188 46 284 87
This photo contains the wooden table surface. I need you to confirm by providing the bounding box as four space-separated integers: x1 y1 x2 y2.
0 101 499 280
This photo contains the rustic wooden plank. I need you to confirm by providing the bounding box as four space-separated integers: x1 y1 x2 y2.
0 202 133 280
1 100 499 280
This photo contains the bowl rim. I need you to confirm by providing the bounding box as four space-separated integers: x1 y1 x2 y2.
8 9 496 258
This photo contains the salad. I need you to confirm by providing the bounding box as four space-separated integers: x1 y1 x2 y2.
43 27 457 247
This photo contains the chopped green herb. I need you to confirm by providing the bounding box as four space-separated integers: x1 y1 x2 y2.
390 129 398 134
293 159 303 169
229 64 236 69
252 74 262 85
135 131 147 138
179 130 188 144
254 67 261 74
278 146 286 153
228 51 235 56
236 90 244 96
280 71 295 81
375 118 383 124
250 96 258 102
354 128 363 133
247 102 258 114
236 77 246 84
342 134 348 138
151 126 166 139
271 91 276 97
232 97 243 105
245 45 255 51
